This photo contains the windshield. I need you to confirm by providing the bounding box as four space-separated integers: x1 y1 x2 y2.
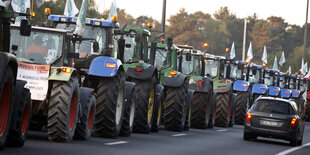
230 64 243 80
289 78 296 89
153 48 171 70
205 59 218 78
264 72 274 86
279 76 286 88
10 29 63 64
181 55 201 75
248 68 260 84
253 99 294 115
122 35 137 62
56 24 107 58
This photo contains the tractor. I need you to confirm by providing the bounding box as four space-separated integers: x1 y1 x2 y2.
48 15 136 138
0 8 32 149
176 45 214 129
9 24 96 142
203 54 236 128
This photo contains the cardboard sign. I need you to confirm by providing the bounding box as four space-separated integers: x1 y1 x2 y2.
17 62 50 101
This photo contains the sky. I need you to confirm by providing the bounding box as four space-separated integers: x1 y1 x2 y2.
95 0 308 26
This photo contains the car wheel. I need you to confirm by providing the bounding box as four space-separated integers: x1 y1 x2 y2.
243 132 251 141
290 137 298 146
298 135 303 146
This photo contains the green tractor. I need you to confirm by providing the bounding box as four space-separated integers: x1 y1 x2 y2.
0 8 32 149
148 39 193 131
9 24 96 142
204 54 236 128
176 45 215 129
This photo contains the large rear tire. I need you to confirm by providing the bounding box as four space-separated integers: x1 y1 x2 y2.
0 68 14 149
191 92 212 129
74 88 96 140
306 100 310 121
94 70 125 138
133 76 156 134
164 84 187 132
214 93 232 128
120 87 136 137
234 92 249 125
47 76 79 142
6 82 31 147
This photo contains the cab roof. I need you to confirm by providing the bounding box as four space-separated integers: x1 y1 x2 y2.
124 27 151 36
11 24 71 34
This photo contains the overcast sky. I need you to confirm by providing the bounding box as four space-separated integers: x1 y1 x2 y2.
95 0 307 26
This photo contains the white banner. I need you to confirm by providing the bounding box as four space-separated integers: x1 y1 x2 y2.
17 62 50 101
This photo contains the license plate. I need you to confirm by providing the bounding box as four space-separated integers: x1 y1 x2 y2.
260 120 279 127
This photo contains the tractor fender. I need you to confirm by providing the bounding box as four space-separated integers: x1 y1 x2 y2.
125 81 136 108
214 80 233 94
280 88 292 99
163 73 186 88
209 91 217 118
0 53 17 89
49 67 78 82
78 87 95 119
233 80 249 92
88 56 123 78
291 89 301 98
268 86 280 97
252 83 267 95
127 65 157 80
188 76 212 93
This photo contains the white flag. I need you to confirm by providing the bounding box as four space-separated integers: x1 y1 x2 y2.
0 1 5 7
300 58 305 75
108 0 117 21
246 42 253 61
230 42 236 59
36 0 45 8
273 56 278 70
302 91 307 101
261 45 268 64
288 66 291 74
64 0 79 17
25 0 30 8
11 0 26 23
279 51 286 66
304 62 308 75
74 0 87 35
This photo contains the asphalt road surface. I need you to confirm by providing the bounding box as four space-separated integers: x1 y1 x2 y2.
2 123 310 155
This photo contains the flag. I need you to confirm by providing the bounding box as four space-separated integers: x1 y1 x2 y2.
11 0 26 23
246 42 253 61
230 42 236 59
36 0 45 8
108 0 117 21
64 0 79 17
0 1 5 7
288 66 291 74
25 0 30 8
74 0 87 35
304 62 308 75
300 58 305 75
302 91 307 101
261 45 268 64
279 51 286 66
273 56 278 70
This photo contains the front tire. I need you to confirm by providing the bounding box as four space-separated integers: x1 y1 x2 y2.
47 76 80 142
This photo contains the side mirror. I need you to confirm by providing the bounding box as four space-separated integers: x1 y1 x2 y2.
186 54 191 61
11 45 18 51
20 19 31 37
125 43 131 48
252 68 257 75
93 42 99 53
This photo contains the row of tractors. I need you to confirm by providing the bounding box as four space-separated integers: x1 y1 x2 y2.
1 5 309 150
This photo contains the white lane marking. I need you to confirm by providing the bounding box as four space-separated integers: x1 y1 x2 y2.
275 142 310 155
172 133 187 137
104 141 128 146
216 129 228 132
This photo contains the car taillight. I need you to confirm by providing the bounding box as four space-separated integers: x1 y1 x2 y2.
135 67 143 72
246 112 251 122
291 117 297 127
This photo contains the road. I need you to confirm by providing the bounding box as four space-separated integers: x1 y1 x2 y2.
2 123 310 155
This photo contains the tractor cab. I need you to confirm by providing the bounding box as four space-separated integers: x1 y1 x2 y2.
176 45 202 76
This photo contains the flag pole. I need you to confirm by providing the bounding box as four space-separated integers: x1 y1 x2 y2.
242 18 247 61
303 0 309 61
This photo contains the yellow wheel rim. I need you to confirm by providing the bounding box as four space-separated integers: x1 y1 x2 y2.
188 104 191 121
157 100 162 124
148 87 155 123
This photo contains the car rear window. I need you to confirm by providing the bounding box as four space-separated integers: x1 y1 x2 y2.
252 99 295 115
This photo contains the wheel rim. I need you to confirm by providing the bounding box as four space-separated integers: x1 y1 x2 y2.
0 82 11 136
69 91 78 130
157 100 162 125
115 84 124 126
147 87 155 123
21 102 30 136
129 96 136 127
88 104 95 132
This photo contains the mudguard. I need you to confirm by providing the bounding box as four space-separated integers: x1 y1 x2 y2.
213 80 233 93
88 56 122 78
0 53 17 89
233 80 249 92
188 76 212 93
162 72 186 88
268 86 280 97
186 89 194 108
49 67 78 82
126 64 157 80
124 81 136 108
209 91 217 120
78 87 95 119
280 89 292 99
252 84 267 95
291 89 301 98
